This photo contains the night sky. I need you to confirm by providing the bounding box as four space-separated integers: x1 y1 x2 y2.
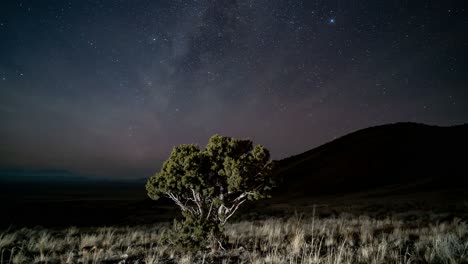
1 0 467 179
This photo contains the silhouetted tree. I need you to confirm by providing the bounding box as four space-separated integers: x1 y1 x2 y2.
146 135 275 251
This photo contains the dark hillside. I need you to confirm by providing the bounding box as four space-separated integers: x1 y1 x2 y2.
275 122 468 197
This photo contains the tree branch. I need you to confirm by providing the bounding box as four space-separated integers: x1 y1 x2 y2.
190 187 203 216
206 199 214 220
222 198 246 225
166 192 197 215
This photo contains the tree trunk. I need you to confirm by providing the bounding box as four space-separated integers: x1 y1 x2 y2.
209 228 225 253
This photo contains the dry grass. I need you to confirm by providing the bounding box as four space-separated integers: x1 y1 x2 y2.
0 215 466 263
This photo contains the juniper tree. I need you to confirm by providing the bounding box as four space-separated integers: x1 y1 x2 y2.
146 135 275 250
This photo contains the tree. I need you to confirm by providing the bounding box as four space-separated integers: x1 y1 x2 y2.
146 135 275 250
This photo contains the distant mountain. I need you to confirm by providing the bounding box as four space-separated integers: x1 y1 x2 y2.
0 168 89 183
275 122 468 197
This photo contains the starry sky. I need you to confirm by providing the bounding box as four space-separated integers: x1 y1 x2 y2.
1 0 467 179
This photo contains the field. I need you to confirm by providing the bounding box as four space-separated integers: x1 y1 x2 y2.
1 214 467 264
1 181 467 263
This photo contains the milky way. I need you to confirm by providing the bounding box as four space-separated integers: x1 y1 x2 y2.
0 0 467 178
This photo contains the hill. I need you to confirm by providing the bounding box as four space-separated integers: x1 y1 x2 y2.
275 122 468 197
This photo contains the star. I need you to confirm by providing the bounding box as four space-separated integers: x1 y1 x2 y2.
0 0 465 180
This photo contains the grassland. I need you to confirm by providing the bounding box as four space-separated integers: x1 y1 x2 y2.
1 214 467 264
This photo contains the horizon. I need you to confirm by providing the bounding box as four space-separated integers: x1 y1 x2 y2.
1 121 466 181
1 0 467 179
